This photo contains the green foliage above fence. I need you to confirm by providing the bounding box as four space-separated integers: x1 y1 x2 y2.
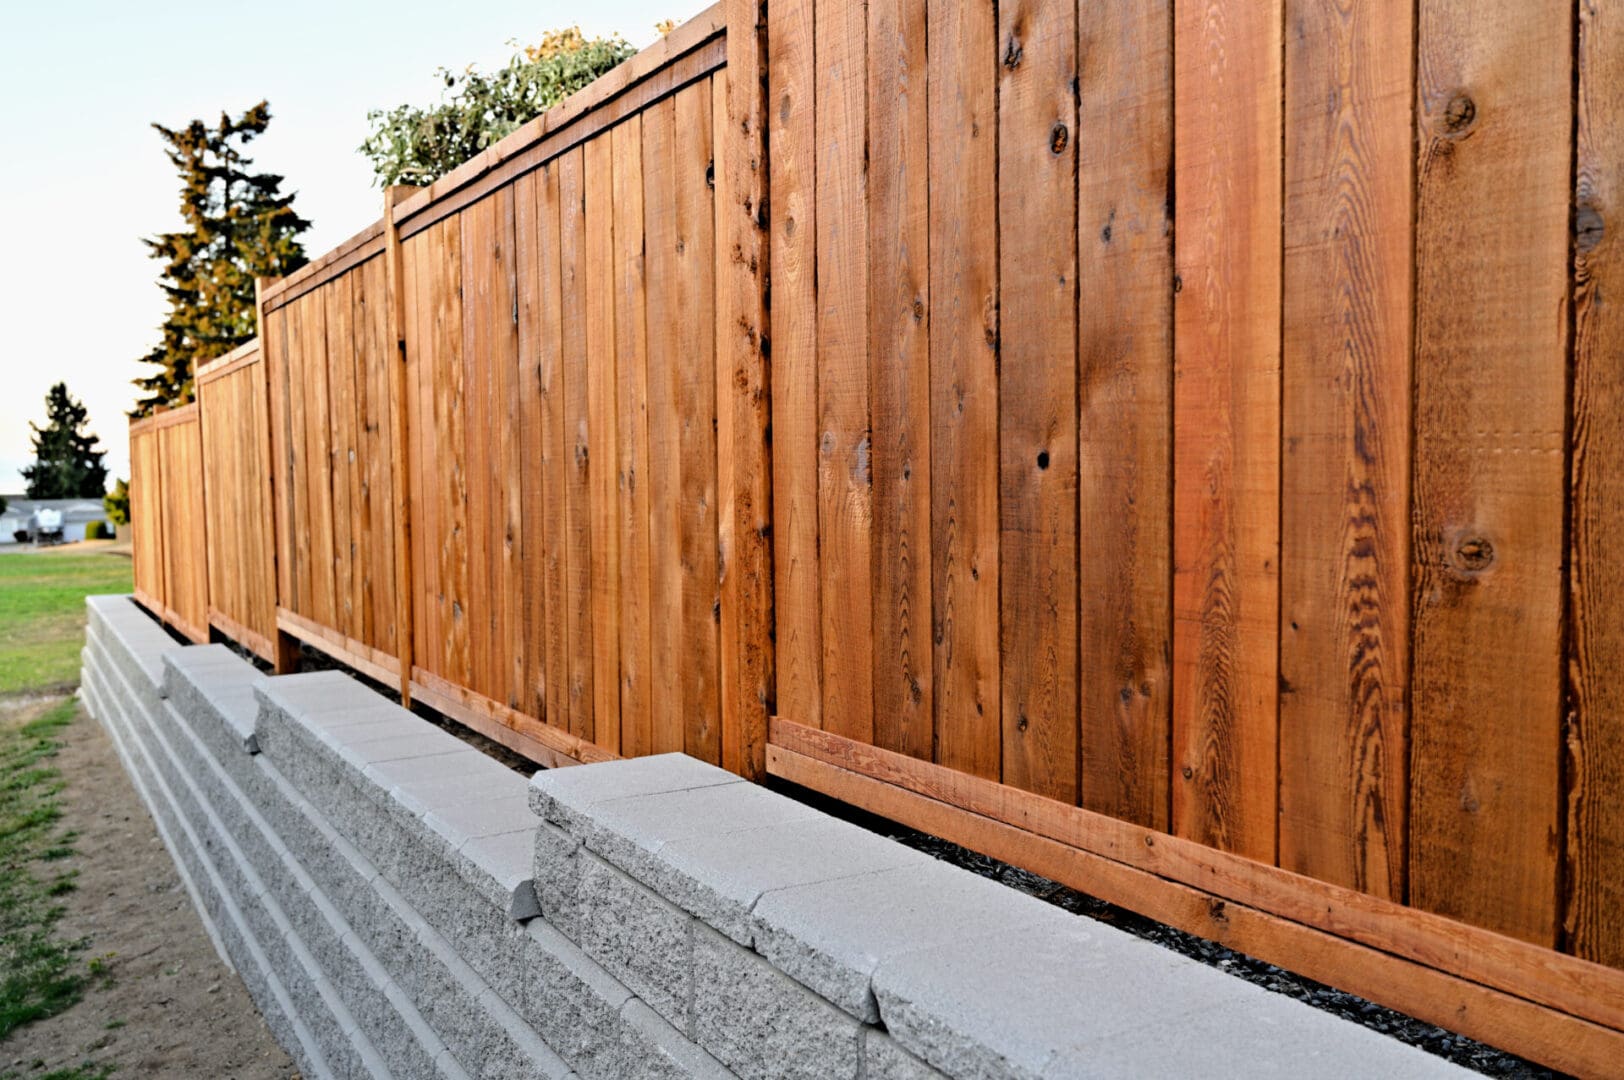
358 27 639 188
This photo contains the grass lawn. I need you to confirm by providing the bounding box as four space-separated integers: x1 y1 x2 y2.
0 547 128 1079
0 551 132 696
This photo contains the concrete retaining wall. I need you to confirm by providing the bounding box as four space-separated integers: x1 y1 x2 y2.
79 594 1464 1079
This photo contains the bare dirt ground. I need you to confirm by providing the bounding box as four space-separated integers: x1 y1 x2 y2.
0 696 295 1080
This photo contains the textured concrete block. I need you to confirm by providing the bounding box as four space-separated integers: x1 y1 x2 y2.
258 669 398 718
869 924 1252 1080
529 754 741 827
691 923 861 1080
576 853 694 1031
423 792 535 854
862 1031 944 1080
517 919 632 1072
532 821 585 941
366 749 501 802
752 860 1069 1022
618 998 733 1080
654 815 929 945
568 781 822 890
457 827 540 917
387 763 525 827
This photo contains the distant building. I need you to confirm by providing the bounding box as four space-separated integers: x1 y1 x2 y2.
0 496 109 544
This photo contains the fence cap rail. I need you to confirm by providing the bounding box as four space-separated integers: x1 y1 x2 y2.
195 338 262 385
391 1 725 229
129 400 200 435
260 219 387 312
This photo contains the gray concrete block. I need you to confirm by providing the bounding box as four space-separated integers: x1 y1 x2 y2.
529 754 741 826
653 815 930 945
691 923 861 1080
576 852 694 1031
258 669 398 718
384 765 526 828
861 1031 945 1080
423 793 535 853
567 782 823 891
617 998 733 1080
752 860 1070 1022
366 749 501 802
533 821 585 941
516 919 633 1073
457 827 540 916
871 924 1239 1080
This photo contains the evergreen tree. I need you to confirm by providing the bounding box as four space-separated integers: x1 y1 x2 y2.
134 102 309 416
104 478 130 526
23 384 108 499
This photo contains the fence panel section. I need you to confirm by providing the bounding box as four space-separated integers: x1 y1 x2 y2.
196 341 278 660
129 404 207 642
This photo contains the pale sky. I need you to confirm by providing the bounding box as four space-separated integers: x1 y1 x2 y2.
0 0 675 495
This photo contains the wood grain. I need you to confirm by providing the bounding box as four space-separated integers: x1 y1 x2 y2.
1076 0 1174 828
767 0 822 734
997 0 1078 804
867 0 932 762
926 0 1000 783
584 134 621 754
1566 0 1624 968
1171 0 1282 861
815 0 874 745
1408 0 1570 944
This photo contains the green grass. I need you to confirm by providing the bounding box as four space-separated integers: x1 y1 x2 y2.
0 698 89 1040
0 553 131 696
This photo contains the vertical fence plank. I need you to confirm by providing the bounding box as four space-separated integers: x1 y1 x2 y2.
1171 0 1282 861
1567 0 1624 968
815 0 874 744
385 187 416 702
926 0 1000 782
675 79 721 765
538 161 572 735
306 291 339 632
642 96 686 756
434 218 472 688
286 296 315 622
516 171 547 721
718 0 774 779
493 187 519 708
462 202 495 700
768 0 821 733
614 118 654 757
585 135 622 753
1077 0 1174 828
868 0 932 761
560 147 596 744
327 277 358 640
1278 0 1413 895
1408 0 1570 945
997 0 1078 804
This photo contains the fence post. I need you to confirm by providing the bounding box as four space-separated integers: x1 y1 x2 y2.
255 275 302 675
383 187 421 708
717 0 773 780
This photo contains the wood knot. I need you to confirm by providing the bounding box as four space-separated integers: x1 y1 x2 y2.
1002 36 1023 69
1049 123 1069 155
1035 450 1050 470
1016 713 1029 732
1441 92 1477 136
1577 204 1605 253
912 297 925 322
1181 765 1194 780
1452 535 1495 573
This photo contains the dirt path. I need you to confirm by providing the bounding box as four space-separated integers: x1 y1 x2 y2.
0 697 294 1079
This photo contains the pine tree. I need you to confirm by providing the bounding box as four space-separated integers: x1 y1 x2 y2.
134 102 309 415
23 383 109 499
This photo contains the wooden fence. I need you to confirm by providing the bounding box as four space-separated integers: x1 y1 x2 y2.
129 402 208 643
126 0 1623 1070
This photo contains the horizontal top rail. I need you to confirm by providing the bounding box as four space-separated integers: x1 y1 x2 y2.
260 220 387 312
129 400 200 435
194 338 263 385
392 2 726 240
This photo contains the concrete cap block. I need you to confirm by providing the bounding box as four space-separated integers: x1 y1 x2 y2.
574 781 822 878
751 860 1073 1023
389 764 527 825
653 815 932 946
423 793 535 852
257 669 395 718
528 754 741 824
457 828 539 910
871 923 1256 1079
334 728 475 771
364 748 495 793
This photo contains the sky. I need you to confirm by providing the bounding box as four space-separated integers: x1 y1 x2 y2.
0 0 674 495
